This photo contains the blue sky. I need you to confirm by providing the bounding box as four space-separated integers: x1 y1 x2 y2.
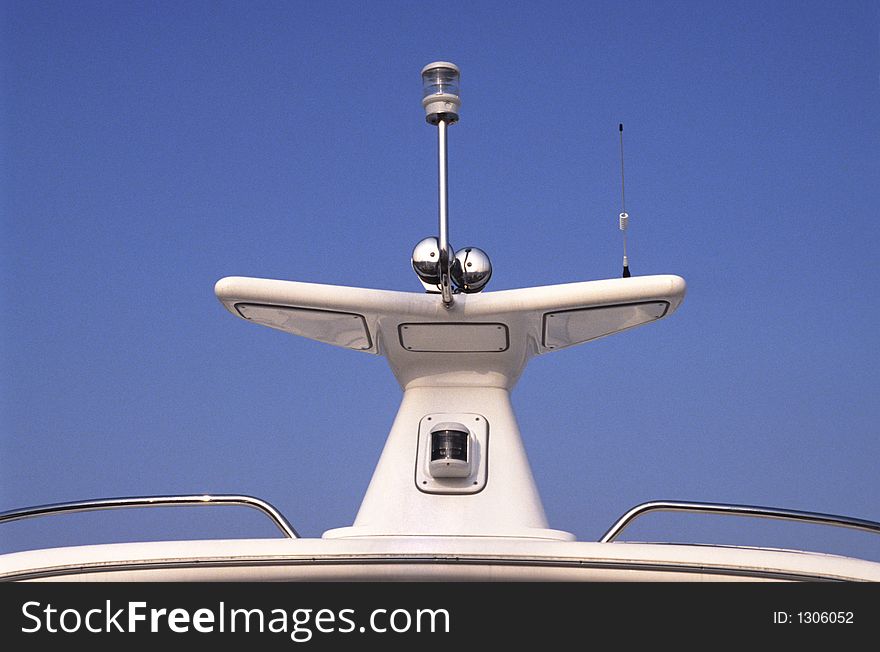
2 1 878 561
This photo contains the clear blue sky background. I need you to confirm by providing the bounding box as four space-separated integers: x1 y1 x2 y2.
2 1 878 562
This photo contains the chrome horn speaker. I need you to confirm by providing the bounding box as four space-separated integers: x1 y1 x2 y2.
451 247 492 293
412 236 451 290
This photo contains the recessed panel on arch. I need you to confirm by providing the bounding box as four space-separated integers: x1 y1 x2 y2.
398 323 509 353
235 303 372 351
542 301 669 350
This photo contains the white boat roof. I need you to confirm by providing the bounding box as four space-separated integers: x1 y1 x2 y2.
3 537 879 582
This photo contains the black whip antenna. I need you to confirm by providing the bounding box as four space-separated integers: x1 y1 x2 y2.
618 123 631 278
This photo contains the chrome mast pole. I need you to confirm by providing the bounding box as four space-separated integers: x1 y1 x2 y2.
437 118 454 306
420 61 460 306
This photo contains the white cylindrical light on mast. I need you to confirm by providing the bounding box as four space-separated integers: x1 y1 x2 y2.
421 61 460 125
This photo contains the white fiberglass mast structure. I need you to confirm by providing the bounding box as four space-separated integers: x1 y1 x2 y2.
215 61 684 540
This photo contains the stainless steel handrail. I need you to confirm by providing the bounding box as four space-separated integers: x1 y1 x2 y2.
600 500 880 543
0 494 299 538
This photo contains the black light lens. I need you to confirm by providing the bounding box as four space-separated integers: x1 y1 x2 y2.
431 429 468 462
